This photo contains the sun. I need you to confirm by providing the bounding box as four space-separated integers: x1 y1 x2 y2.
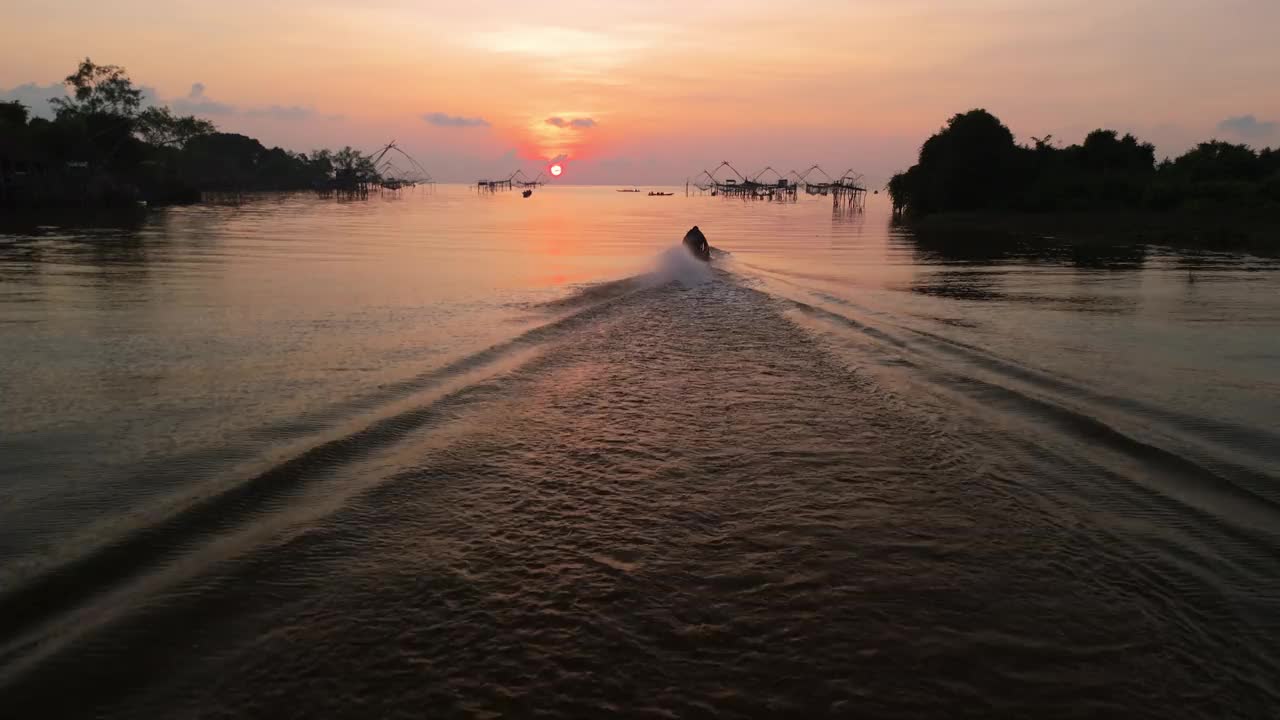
549 164 563 177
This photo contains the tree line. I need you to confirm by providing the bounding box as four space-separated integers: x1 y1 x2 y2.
888 109 1280 217
0 59 378 208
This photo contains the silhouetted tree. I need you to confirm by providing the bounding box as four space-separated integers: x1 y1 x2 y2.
890 109 1280 217
1170 141 1262 183
330 146 378 186
2 57 384 207
136 107 215 148
0 100 28 127
1079 130 1156 173
307 149 334 179
889 109 1021 214
50 59 144 119
172 133 339 191
1261 147 1280 175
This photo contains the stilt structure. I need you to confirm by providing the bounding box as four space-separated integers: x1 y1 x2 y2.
476 177 513 192
315 141 434 198
831 169 868 211
512 170 545 188
684 161 797 200
797 165 837 195
476 169 545 192
369 141 434 191
685 161 864 209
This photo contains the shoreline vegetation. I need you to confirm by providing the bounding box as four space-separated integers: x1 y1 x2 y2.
1 59 380 210
889 110 1280 253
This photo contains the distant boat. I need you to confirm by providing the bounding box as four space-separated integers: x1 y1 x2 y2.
617 188 641 192
648 191 673 196
522 189 533 198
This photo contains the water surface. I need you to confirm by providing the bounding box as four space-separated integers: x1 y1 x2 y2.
2 187 1278 718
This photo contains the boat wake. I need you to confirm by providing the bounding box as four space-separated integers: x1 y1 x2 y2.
3 247 1279 719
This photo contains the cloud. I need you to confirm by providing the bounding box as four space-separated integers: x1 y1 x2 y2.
422 112 489 128
546 116 597 129
0 83 66 118
549 153 569 164
1217 115 1277 140
246 104 316 120
163 83 335 121
170 82 236 115
0 81 158 118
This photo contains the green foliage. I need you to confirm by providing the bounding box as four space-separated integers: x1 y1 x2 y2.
889 109 1277 217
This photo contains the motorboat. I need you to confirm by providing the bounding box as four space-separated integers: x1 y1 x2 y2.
682 226 711 262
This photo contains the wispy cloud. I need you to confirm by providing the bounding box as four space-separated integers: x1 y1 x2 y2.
546 116 597 129
423 112 490 128
469 26 654 58
247 105 317 120
163 83 336 121
171 82 236 116
1217 115 1277 140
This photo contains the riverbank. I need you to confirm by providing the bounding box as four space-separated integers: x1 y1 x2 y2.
904 209 1280 255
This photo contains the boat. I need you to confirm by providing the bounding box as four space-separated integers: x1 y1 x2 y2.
522 189 533 198
682 226 711 262
617 188 641 192
648 191 673 196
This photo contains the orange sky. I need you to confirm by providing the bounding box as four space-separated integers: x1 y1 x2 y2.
4 0 1279 184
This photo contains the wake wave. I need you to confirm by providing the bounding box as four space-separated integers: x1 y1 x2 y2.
0 270 662 654
741 270 1280 582
6 247 1280 718
0 245 717 660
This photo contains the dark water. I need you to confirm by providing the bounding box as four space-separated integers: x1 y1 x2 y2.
2 189 1279 718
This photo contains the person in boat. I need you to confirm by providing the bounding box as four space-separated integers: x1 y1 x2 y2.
682 226 711 262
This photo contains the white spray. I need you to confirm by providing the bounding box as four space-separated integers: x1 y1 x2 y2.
653 245 714 287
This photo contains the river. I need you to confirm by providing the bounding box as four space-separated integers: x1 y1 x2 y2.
2 187 1278 718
